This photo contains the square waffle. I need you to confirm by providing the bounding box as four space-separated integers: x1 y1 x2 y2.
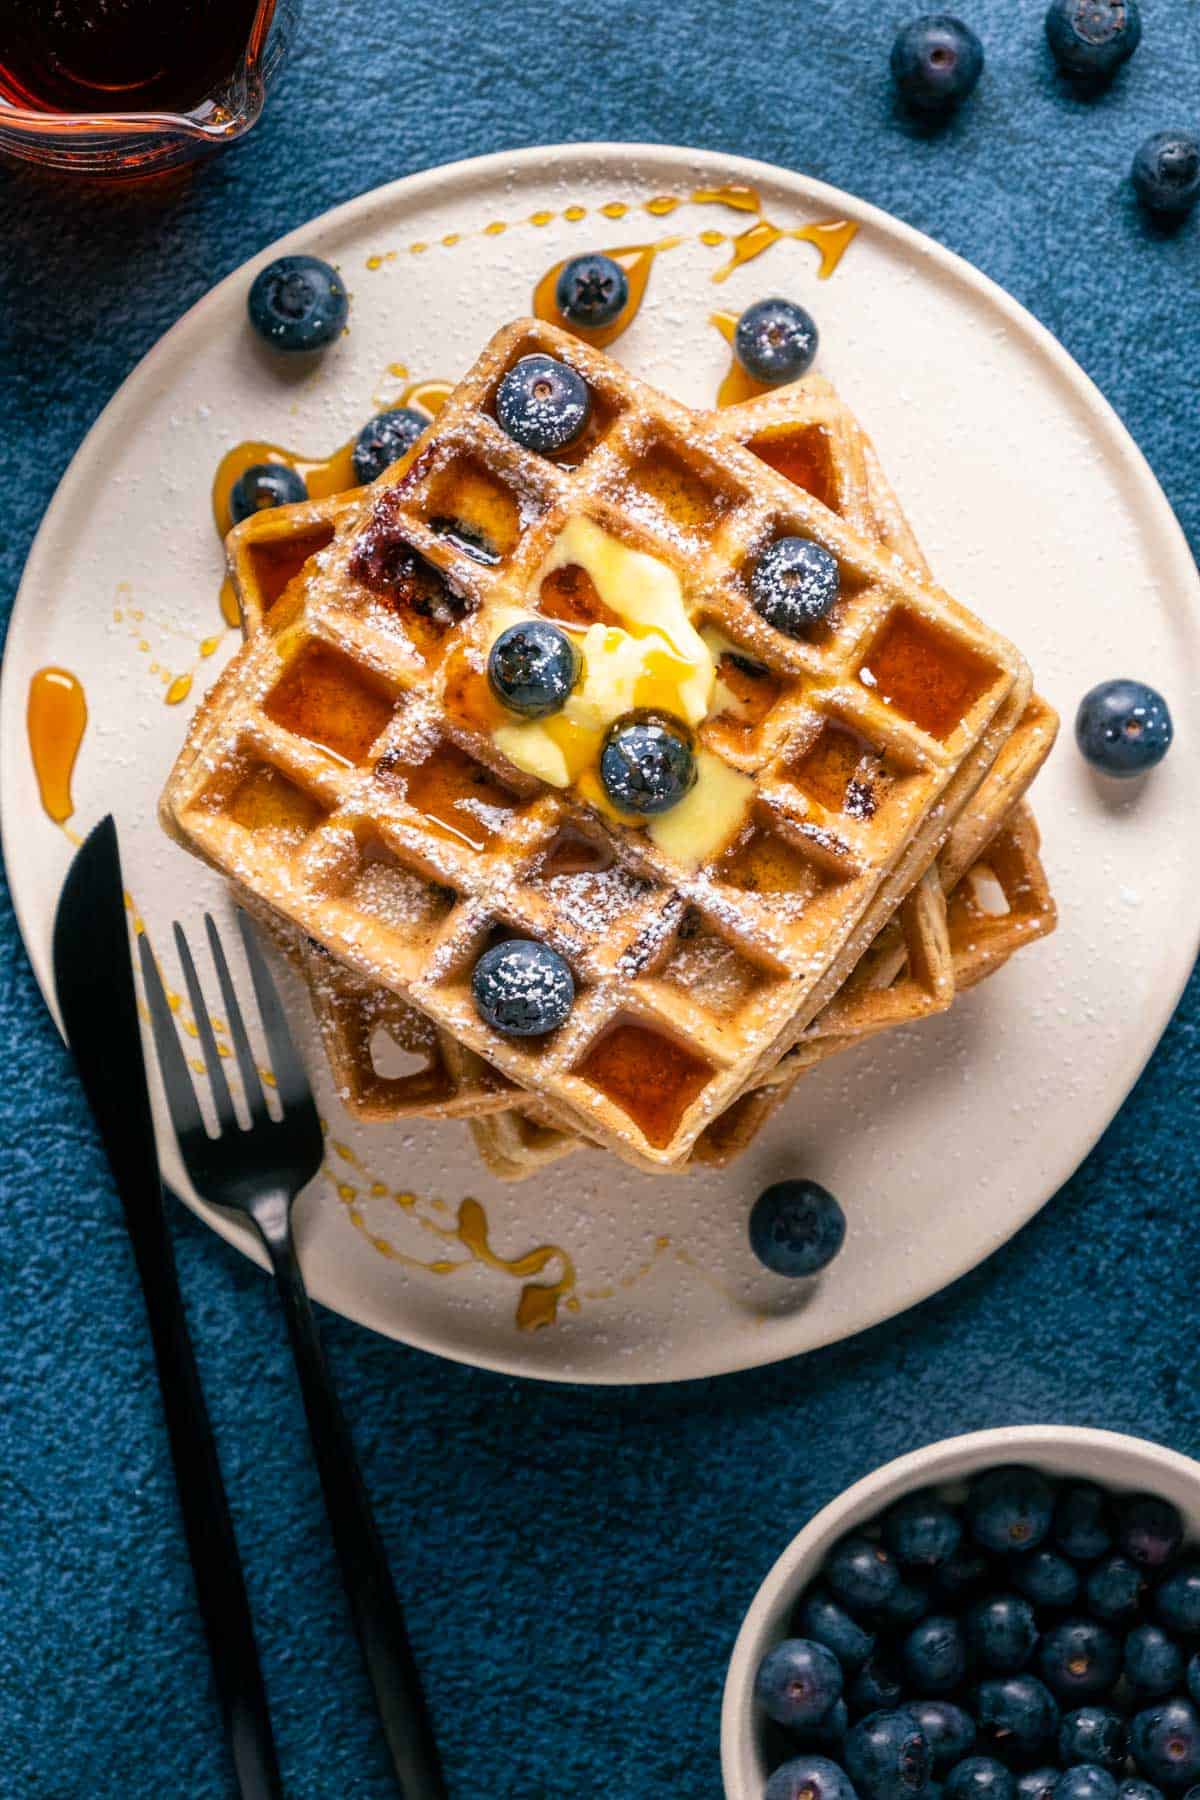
468 381 1057 1176
209 366 1053 1178
162 320 1032 1170
473 696 1056 1177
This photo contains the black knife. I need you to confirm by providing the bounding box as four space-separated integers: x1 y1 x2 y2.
52 815 282 1800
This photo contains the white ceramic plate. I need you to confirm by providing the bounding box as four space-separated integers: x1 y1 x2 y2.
4 144 1197 1385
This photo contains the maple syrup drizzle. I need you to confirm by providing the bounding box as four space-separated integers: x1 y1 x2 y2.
263 643 393 766
209 373 451 662
212 377 451 536
709 310 769 408
705 212 857 404
327 1142 577 1330
110 581 222 709
746 427 838 508
27 668 87 825
532 237 684 349
26 669 236 1060
381 739 521 853
212 437 357 539
575 1018 714 1150
858 611 997 741
709 213 859 284
789 721 889 819
529 197 855 353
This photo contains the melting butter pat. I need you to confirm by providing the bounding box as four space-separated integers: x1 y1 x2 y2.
492 620 703 788
539 516 713 723
486 516 717 791
648 749 754 867
484 519 755 862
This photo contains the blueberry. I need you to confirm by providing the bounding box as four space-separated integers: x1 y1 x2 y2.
495 353 590 454
1076 678 1174 775
974 1675 1061 1758
1156 1565 1200 1638
968 1595 1039 1672
247 254 348 353
946 1759 1015 1800
1055 1485 1114 1563
1126 1626 1186 1698
750 1180 847 1277
1087 1555 1148 1625
750 537 841 635
1045 0 1141 82
827 1536 901 1620
908 1702 977 1774
886 1578 933 1628
554 253 629 328
799 1590 877 1672
1017 1770 1060 1800
1057 1770 1119 1800
1038 1620 1122 1702
903 1615 967 1694
1118 1497 1185 1572
352 408 429 485
885 1494 964 1572
1059 1707 1128 1772
734 298 819 386
471 939 574 1037
1013 1551 1081 1613
890 15 984 111
756 1638 846 1728
1130 1699 1200 1789
850 1656 906 1717
844 1709 931 1800
795 1700 852 1751
488 620 579 718
1118 1783 1166 1800
969 1468 1056 1556
1188 1654 1200 1707
935 1550 994 1604
227 462 308 527
766 1755 862 1800
599 715 696 816
1132 133 1200 220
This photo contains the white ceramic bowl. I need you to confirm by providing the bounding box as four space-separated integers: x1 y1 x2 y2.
722 1426 1200 1800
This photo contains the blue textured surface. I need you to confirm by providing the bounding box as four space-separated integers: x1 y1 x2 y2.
3 3 1200 1795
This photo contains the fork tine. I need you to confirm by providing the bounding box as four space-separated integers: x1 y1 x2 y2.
236 910 316 1117
174 921 238 1135
204 914 268 1126
137 929 209 1145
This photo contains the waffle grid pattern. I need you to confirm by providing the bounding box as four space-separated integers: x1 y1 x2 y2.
163 323 1032 1169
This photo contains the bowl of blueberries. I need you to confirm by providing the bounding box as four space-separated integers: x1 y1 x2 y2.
722 1428 1200 1800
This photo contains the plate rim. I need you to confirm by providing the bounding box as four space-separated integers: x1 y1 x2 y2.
4 139 1199 1385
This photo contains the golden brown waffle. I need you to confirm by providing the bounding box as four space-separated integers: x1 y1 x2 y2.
692 797 1056 1167
213 365 1055 1180
163 321 1031 1170
473 688 1055 1177
223 377 958 1152
471 383 1058 1176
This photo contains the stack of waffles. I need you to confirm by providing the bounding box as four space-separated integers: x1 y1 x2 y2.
161 320 1057 1179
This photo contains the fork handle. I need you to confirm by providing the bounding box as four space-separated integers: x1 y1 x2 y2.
256 1199 447 1800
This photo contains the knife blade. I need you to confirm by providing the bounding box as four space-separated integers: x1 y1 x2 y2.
52 816 282 1800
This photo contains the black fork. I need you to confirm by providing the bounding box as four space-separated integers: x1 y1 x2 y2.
139 911 447 1800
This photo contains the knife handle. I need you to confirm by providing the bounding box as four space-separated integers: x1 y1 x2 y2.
254 1196 447 1799
127 1190 283 1800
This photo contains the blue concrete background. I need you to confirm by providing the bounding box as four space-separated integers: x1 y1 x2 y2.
3 2 1199 1794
